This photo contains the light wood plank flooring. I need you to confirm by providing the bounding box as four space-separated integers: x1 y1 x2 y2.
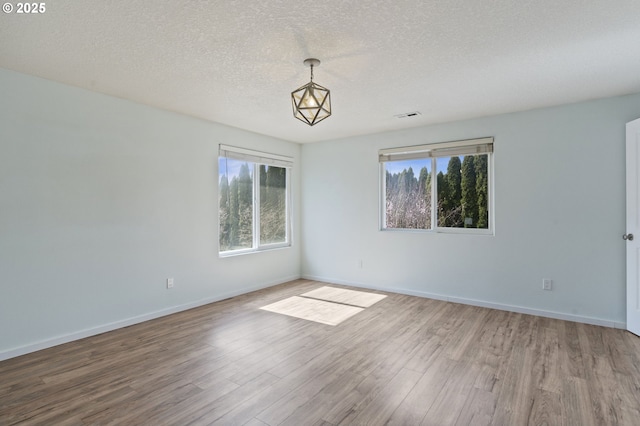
1 279 640 425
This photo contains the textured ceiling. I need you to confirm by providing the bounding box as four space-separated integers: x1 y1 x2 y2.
1 1 639 143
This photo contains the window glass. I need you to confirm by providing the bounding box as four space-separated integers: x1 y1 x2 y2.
385 159 431 230
219 158 254 251
436 155 489 229
260 165 287 245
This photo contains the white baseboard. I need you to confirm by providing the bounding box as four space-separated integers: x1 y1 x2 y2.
2 273 626 362
302 274 627 330
0 275 300 362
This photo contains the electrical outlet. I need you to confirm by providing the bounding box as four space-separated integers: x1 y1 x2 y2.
542 278 552 291
167 278 174 289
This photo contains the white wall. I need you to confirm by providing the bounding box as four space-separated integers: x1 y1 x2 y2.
0 69 301 359
301 93 640 327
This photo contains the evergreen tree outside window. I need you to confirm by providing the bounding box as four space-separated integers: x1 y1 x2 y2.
380 138 493 234
260 164 287 245
219 158 254 251
219 145 292 255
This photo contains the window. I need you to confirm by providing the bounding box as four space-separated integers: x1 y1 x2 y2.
380 137 493 233
218 145 292 255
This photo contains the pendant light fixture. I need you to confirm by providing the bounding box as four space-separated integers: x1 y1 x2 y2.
291 58 331 126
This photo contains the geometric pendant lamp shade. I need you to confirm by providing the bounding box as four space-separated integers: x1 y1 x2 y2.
291 58 331 126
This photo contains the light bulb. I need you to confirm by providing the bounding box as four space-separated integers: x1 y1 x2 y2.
302 89 318 108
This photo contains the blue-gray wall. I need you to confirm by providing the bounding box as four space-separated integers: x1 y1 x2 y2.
0 69 301 359
301 93 640 327
2 66 639 360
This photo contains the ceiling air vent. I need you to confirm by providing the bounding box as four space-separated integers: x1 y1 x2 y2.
394 111 421 119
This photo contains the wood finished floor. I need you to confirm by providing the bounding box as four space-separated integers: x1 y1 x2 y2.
1 279 640 425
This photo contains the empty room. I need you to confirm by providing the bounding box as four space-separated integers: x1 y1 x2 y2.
2 1 640 425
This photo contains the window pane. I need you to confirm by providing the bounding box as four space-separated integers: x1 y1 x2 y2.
385 159 432 229
260 165 287 245
219 158 254 251
437 154 488 229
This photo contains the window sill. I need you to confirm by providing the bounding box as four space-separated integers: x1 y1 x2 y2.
219 243 292 258
380 227 494 236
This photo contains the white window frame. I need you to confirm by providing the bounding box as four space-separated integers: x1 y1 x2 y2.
218 145 293 256
379 137 494 235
